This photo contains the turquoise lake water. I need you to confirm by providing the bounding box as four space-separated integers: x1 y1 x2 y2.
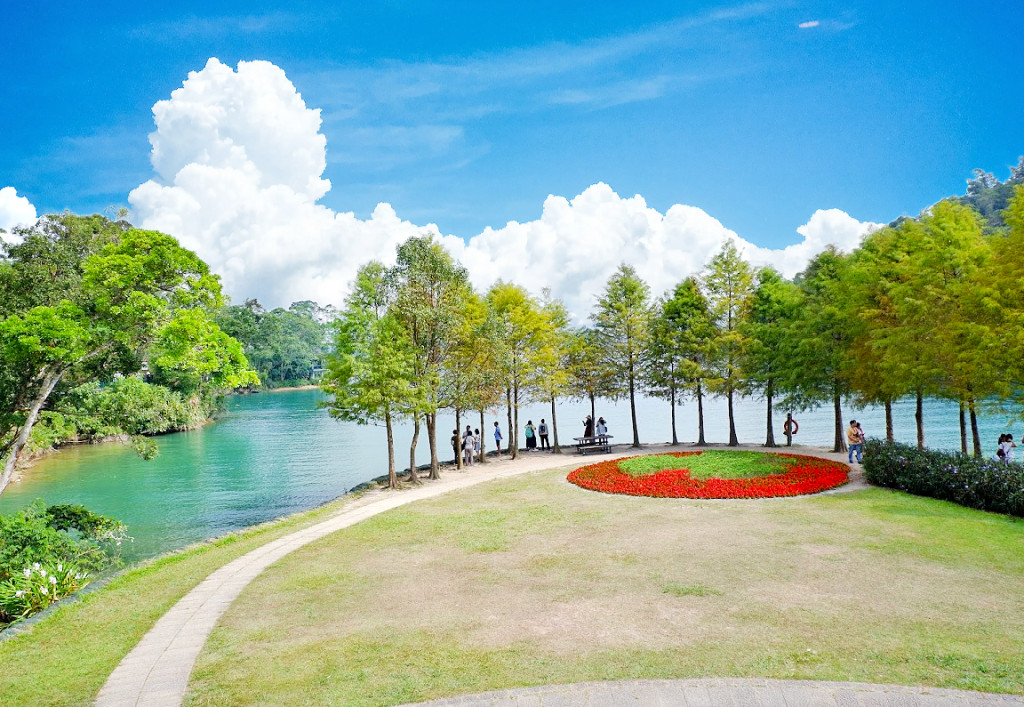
1 388 1018 560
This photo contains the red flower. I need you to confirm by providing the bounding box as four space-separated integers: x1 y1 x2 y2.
567 451 848 499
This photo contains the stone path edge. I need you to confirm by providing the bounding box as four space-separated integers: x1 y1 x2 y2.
398 678 1024 706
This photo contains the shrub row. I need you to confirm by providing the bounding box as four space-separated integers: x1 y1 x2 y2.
862 440 1024 517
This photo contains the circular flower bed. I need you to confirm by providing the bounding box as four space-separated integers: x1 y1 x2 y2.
567 451 848 499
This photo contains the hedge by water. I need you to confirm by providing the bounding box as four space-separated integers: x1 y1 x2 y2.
862 440 1024 517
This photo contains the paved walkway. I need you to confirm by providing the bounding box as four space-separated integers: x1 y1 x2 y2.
400 678 1024 706
93 444 1013 706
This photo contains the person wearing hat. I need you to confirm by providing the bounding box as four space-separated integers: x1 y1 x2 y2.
846 419 862 464
596 417 608 437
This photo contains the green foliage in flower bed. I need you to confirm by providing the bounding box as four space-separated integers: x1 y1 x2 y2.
0 501 129 625
618 450 789 480
862 440 1024 517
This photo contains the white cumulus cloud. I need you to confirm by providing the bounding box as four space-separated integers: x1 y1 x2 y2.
129 58 881 319
746 209 882 278
0 187 38 243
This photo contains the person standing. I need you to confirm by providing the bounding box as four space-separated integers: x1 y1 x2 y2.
1000 434 1016 463
538 419 550 450
583 415 594 438
474 428 482 462
846 419 862 464
596 417 608 437
463 429 475 467
451 429 460 464
493 421 503 455
525 420 537 450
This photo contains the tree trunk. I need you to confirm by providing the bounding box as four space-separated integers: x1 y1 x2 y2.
426 412 440 479
511 384 520 459
696 381 706 445
506 387 515 459
505 385 512 456
0 367 63 497
958 402 968 456
669 386 679 446
764 380 776 447
549 396 562 453
785 412 793 447
628 370 640 448
727 387 738 447
408 414 420 484
385 409 397 489
589 394 596 430
968 397 982 457
915 388 924 450
454 408 463 469
477 410 487 464
885 400 894 442
833 385 846 453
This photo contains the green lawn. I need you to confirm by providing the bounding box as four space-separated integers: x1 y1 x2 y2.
185 467 1024 706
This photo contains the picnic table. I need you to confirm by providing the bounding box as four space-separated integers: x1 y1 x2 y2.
573 435 613 454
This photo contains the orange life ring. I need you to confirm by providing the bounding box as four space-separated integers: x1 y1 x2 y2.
784 418 799 435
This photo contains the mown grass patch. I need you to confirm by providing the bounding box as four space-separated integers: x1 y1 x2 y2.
618 450 790 479
187 473 1024 705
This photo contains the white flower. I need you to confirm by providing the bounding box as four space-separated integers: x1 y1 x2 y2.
57 563 63 572
15 590 24 598
39 569 47 578
32 562 40 571
39 586 48 596
49 576 57 585
23 568 31 578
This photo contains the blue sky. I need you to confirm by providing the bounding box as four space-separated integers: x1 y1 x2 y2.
2 1 1022 310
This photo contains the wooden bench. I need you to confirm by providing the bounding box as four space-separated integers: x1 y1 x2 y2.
574 435 613 454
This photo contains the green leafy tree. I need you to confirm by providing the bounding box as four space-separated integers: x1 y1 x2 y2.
0 224 256 496
322 262 419 488
742 268 800 447
486 281 546 459
532 292 572 453
647 277 716 445
565 327 616 431
903 200 995 453
592 264 653 448
215 300 331 386
389 234 475 479
784 247 853 453
701 241 754 446
844 222 919 442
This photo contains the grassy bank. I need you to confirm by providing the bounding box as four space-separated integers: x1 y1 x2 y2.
186 467 1024 706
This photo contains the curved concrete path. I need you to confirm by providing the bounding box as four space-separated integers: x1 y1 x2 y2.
93 444 1013 706
400 678 1024 706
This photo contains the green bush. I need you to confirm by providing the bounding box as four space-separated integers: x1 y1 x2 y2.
0 501 129 625
862 440 1024 517
27 378 215 454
